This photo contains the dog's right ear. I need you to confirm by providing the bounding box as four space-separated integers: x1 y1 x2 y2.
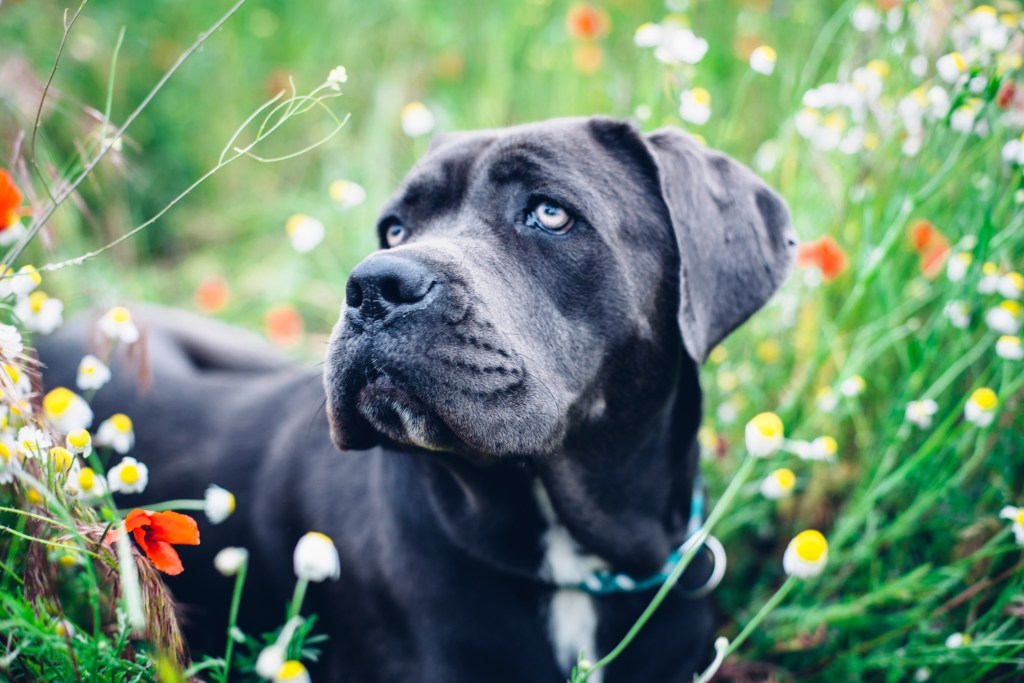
642 128 798 364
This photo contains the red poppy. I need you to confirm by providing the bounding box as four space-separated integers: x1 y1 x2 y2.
105 509 200 576
0 169 24 231
566 4 609 41
265 304 304 348
796 236 848 282
997 81 1015 110
908 219 950 279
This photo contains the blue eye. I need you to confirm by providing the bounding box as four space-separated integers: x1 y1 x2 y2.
385 223 407 247
527 201 574 234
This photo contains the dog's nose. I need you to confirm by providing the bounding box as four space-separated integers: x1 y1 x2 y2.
346 254 437 320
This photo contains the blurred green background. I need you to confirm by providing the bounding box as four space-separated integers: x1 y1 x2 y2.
0 0 840 355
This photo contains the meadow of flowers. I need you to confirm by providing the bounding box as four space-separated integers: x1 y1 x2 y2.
0 0 1023 681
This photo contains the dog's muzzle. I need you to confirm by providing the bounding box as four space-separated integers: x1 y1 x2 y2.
345 253 440 325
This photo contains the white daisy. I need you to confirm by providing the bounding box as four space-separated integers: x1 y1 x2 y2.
293 531 341 582
42 387 93 433
98 306 140 345
106 456 149 495
15 291 63 335
783 530 828 578
205 484 236 524
76 354 111 391
285 214 325 253
95 413 135 454
905 399 939 429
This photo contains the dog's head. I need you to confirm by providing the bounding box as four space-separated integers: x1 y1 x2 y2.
324 117 796 459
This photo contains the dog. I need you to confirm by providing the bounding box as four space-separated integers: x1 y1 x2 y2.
38 116 796 682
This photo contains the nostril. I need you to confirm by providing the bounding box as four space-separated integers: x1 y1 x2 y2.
379 274 431 305
346 279 363 309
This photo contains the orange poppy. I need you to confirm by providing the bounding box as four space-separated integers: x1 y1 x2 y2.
105 509 200 576
796 236 848 281
265 304 304 348
0 169 24 231
908 219 950 279
195 275 230 313
566 4 609 41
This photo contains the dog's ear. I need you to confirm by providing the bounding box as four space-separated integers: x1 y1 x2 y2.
643 128 798 363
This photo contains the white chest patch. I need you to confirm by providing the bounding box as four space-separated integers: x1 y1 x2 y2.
534 481 607 682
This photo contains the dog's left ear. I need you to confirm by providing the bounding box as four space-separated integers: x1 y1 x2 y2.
643 127 798 363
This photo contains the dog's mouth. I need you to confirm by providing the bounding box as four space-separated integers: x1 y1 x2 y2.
354 372 458 452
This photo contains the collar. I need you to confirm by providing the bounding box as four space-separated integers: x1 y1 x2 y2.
567 476 726 596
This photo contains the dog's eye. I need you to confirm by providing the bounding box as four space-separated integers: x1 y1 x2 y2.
385 223 408 247
527 201 574 234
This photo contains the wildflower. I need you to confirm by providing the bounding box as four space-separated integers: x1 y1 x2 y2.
633 22 661 48
1002 135 1024 166
205 484 236 524
49 446 73 472
946 252 972 282
945 632 972 648
76 354 111 391
42 387 93 433
400 102 435 138
796 236 848 281
328 179 367 210
566 4 609 41
0 442 17 484
98 306 140 344
978 262 1001 294
265 305 304 348
651 22 708 66
996 335 1022 360
107 456 149 494
293 531 341 582
839 374 866 397
68 465 106 504
808 435 838 461
65 428 92 457
1 364 28 399
749 45 776 75
96 413 135 454
18 425 52 458
944 300 971 329
914 667 932 681
816 387 838 413
744 412 784 457
679 88 711 126
0 168 26 233
783 529 828 578
999 272 1023 300
936 52 967 83
966 5 998 32
6 265 42 298
194 275 230 313
325 65 347 91
0 323 23 359
15 291 63 334
756 339 781 364
105 508 200 575
964 388 998 427
256 645 287 679
851 4 880 32
275 661 311 683
998 506 1024 544
905 399 939 428
760 468 796 499
985 300 1022 335
285 214 325 253
214 546 249 576
795 108 820 140
53 618 77 639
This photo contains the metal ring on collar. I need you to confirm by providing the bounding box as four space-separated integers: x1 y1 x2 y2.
681 534 726 599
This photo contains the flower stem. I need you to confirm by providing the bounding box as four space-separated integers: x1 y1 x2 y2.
287 577 309 622
720 576 797 660
219 560 249 683
577 453 760 682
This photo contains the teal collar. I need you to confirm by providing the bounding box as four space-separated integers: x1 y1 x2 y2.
570 477 725 596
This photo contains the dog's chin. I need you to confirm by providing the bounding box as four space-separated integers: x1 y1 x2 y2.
354 375 456 452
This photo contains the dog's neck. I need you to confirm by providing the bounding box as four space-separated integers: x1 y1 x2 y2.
411 359 703 581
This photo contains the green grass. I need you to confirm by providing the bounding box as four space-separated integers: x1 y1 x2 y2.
1 0 1023 681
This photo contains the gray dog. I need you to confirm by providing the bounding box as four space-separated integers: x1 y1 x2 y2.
39 116 796 682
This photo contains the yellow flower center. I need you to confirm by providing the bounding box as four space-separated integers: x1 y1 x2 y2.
792 530 828 562
19 265 41 286
708 346 728 364
227 492 237 514
285 214 310 237
982 261 999 276
277 661 307 680
949 52 966 72
58 553 78 568
999 335 1021 347
4 364 21 383
68 429 91 449
109 306 131 324
817 435 838 454
866 59 889 78
120 464 139 485
0 442 9 463
306 531 333 544
756 339 781 364
79 467 95 490
111 413 132 432
750 412 784 439
970 387 998 411
955 252 973 266
43 387 75 416
26 488 43 505
972 5 996 16
773 468 796 490
999 300 1022 318
28 291 48 313
50 447 72 471
823 112 846 131
1005 272 1024 290
690 87 711 106
756 45 777 62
